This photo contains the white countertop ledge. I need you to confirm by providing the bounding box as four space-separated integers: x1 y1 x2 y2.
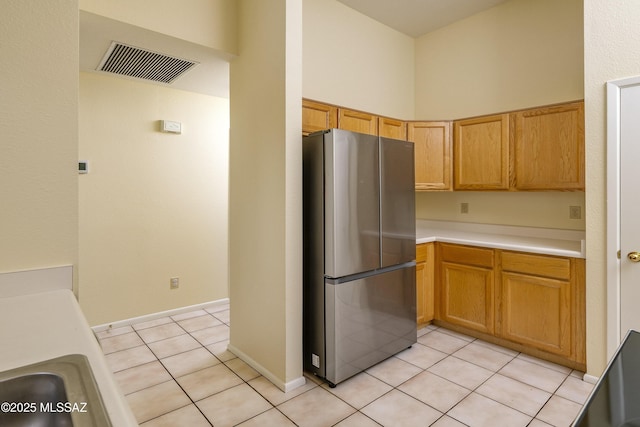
0 289 138 426
416 219 586 258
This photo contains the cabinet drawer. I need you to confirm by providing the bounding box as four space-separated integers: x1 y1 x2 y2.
501 252 570 280
440 243 493 268
416 244 428 262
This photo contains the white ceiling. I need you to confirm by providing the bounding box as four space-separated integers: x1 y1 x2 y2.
337 0 510 37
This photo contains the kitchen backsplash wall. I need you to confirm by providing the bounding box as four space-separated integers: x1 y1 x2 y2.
416 191 586 230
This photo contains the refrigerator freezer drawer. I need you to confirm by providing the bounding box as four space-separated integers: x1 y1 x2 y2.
324 264 417 385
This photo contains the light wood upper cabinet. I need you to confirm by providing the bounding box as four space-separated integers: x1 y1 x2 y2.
453 114 510 190
408 121 452 191
338 108 378 136
513 101 585 190
302 99 337 136
379 117 407 140
303 99 584 192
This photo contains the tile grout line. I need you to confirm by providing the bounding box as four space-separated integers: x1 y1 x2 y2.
101 312 587 427
179 310 301 427
142 319 211 426
405 334 505 426
401 329 567 426
118 314 227 425
282 325 574 427
146 310 296 426
526 372 575 427
132 319 206 426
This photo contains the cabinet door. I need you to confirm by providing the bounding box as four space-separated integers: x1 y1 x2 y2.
302 99 337 136
499 251 574 358
513 101 585 190
453 114 510 190
416 243 434 325
440 262 494 334
416 259 427 325
338 108 378 135
408 122 452 191
379 117 407 140
500 271 571 357
438 244 495 334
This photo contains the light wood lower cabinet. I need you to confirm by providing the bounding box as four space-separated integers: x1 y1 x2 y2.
499 251 585 362
433 242 586 369
416 243 434 326
500 271 571 357
436 243 495 334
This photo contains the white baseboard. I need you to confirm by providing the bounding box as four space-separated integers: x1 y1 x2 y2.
91 298 307 393
227 343 306 392
91 298 229 332
583 373 599 384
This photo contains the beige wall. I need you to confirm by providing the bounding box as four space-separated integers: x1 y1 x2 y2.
80 0 237 55
584 0 640 377
78 73 229 325
2 0 612 387
413 0 585 232
0 1 79 278
302 0 415 119
302 0 585 231
75 0 235 325
415 0 584 119
229 0 303 390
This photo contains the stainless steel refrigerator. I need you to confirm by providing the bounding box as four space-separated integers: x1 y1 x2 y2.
303 128 417 387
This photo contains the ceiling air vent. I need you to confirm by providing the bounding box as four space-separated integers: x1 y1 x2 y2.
97 42 198 84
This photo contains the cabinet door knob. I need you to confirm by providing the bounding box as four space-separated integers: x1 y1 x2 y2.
628 252 640 262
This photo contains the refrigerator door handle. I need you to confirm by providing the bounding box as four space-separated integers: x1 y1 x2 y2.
325 261 416 285
380 137 417 267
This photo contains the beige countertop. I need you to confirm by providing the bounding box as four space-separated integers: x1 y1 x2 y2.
0 289 138 426
416 219 586 258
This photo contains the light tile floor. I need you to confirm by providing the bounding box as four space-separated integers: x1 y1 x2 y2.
96 303 594 427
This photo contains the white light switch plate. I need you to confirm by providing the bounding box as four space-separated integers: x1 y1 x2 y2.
161 120 182 134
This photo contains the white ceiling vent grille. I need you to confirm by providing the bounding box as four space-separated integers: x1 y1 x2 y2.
98 42 198 84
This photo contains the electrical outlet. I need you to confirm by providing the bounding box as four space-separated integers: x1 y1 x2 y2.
569 206 582 219
170 277 179 289
460 202 469 214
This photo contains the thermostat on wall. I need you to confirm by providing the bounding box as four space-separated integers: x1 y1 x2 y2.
161 120 182 134
78 160 89 174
